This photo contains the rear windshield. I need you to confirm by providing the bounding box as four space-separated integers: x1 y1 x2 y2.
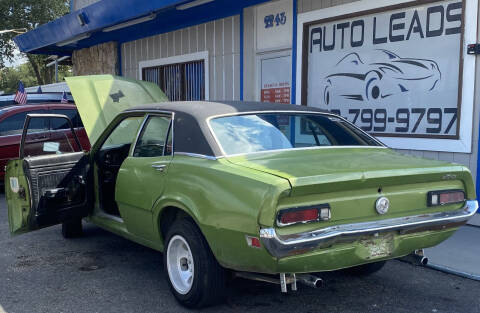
209 113 380 155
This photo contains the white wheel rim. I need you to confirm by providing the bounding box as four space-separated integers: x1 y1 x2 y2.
166 235 194 295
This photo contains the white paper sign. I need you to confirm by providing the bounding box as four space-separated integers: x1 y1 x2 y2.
256 0 293 50
261 55 291 103
306 0 462 139
43 141 60 153
10 177 19 193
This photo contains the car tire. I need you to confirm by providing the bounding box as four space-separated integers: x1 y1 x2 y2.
164 218 226 308
61 219 83 238
342 260 386 276
365 71 382 101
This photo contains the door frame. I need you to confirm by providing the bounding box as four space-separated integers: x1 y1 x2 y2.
20 113 81 158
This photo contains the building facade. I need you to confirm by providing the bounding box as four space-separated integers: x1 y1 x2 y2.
15 0 480 197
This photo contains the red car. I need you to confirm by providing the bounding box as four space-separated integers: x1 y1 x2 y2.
0 103 91 184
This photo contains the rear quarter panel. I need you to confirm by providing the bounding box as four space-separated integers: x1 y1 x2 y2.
152 155 290 272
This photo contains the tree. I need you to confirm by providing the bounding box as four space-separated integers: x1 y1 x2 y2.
0 0 70 86
0 62 72 94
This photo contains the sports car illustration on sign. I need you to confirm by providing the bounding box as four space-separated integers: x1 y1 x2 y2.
5 75 477 308
322 49 442 105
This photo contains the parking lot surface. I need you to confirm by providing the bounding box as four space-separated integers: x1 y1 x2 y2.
0 192 479 313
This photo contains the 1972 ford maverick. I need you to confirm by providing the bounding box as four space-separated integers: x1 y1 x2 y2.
5 76 478 308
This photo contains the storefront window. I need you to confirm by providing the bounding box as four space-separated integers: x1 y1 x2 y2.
142 60 206 101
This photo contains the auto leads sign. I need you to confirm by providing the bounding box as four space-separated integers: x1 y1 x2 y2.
304 0 462 139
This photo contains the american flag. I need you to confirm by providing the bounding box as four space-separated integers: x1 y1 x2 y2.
14 81 27 104
61 91 68 103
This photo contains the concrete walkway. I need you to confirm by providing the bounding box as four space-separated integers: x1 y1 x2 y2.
468 213 480 227
425 223 480 280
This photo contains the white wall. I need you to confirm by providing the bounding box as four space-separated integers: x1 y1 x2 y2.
121 16 241 101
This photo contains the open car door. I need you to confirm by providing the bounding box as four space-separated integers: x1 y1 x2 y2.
5 114 92 235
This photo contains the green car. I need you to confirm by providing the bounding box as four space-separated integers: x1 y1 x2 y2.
5 76 478 308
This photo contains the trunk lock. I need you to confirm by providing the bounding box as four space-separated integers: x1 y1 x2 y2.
375 197 390 215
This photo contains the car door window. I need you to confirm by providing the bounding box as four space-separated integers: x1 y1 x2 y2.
23 115 79 158
133 115 172 157
50 109 83 129
101 116 144 150
0 110 47 136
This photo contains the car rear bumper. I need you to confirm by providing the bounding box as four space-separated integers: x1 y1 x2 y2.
260 200 478 259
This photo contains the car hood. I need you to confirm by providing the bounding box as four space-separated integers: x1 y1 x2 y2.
66 75 168 145
226 147 471 197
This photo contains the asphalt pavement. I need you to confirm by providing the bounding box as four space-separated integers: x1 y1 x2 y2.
0 192 479 313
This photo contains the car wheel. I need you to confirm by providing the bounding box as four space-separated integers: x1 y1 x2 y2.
365 71 382 101
61 219 83 238
342 261 386 276
164 218 226 308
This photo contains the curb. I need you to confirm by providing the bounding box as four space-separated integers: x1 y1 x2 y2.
426 262 480 282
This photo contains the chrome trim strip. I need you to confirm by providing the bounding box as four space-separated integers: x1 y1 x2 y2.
259 200 478 259
124 109 173 115
205 110 386 157
0 127 83 139
174 152 219 160
0 133 24 138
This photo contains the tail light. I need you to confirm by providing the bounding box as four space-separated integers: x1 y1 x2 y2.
428 190 465 206
277 205 331 227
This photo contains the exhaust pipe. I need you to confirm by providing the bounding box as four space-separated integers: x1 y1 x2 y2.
401 249 428 266
233 272 323 292
296 274 323 288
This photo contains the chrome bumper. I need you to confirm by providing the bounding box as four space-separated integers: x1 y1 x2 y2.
260 200 478 259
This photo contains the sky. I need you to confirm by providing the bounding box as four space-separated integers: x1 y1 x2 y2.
5 48 27 67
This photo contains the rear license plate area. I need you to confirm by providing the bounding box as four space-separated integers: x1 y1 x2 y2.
359 233 394 260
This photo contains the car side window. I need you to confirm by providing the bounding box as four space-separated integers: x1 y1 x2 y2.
0 110 47 136
50 109 83 129
133 115 172 157
101 116 144 150
23 116 79 158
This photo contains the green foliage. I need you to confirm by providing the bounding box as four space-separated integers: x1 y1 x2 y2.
0 0 71 86
0 63 72 94
0 63 36 94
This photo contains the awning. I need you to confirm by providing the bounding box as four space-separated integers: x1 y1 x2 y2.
14 0 269 56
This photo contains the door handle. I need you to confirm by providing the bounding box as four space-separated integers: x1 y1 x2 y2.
44 188 66 199
152 164 167 172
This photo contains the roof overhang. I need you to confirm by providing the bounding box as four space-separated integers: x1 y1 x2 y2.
14 0 270 56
